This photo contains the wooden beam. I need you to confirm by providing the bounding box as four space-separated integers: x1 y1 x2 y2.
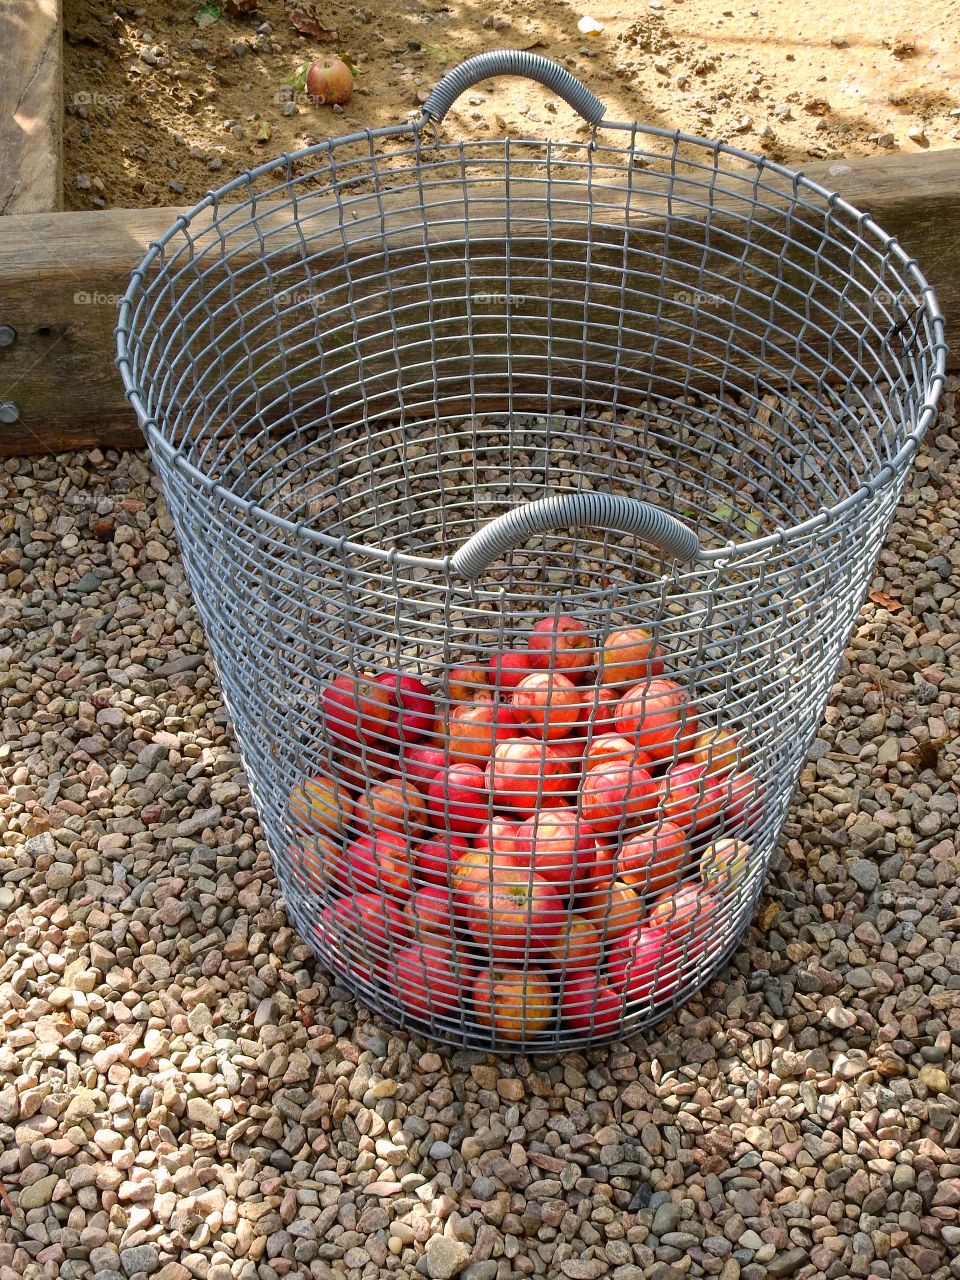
0 149 955 457
0 0 63 215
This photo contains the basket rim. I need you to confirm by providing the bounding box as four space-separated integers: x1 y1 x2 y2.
115 119 948 571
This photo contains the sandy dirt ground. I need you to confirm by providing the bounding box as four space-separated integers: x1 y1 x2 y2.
63 0 960 210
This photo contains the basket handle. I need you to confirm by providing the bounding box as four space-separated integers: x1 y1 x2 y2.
422 50 606 127
450 493 701 580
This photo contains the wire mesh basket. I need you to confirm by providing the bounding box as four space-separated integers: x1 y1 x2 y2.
117 50 946 1050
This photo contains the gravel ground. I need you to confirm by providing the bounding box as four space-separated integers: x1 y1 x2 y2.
1 378 959 1280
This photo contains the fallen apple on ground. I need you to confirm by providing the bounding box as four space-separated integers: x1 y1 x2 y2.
306 56 354 106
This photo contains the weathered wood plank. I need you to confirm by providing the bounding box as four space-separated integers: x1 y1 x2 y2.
0 149 955 457
0 0 63 214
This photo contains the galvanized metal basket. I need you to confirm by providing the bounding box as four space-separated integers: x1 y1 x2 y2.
117 50 946 1050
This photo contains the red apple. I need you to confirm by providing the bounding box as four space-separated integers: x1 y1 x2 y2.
332 742 395 787
583 733 652 775
599 626 665 687
562 975 623 1034
527 614 594 680
550 734 587 783
426 763 488 835
488 650 533 695
306 56 354 105
608 926 680 1003
515 807 599 895
413 832 471 887
446 662 490 704
473 816 521 857
400 744 447 790
615 677 699 764
287 772 354 839
648 883 720 960
457 856 565 962
392 939 470 1020
511 671 581 741
315 891 408 983
700 837 751 894
353 778 427 841
448 701 518 766
545 913 603 975
474 966 554 1041
288 835 342 894
402 885 459 938
616 820 689 893
722 767 763 827
692 725 743 778
485 738 569 817
340 830 413 897
580 759 657 834
656 761 724 834
321 672 393 748
578 685 621 736
375 672 434 747
576 878 645 942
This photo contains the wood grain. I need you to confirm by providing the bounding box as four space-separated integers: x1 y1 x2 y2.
0 0 63 215
0 149 955 457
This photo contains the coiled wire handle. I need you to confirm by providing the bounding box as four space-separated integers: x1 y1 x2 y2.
422 50 606 126
451 493 701 580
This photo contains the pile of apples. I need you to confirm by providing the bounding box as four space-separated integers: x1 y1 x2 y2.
286 615 759 1040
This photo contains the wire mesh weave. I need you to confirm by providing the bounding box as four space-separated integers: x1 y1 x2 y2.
117 53 946 1050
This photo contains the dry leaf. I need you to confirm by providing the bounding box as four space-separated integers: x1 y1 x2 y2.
578 14 604 35
757 900 780 931
289 6 337 40
225 0 259 12
905 738 943 773
867 588 903 612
